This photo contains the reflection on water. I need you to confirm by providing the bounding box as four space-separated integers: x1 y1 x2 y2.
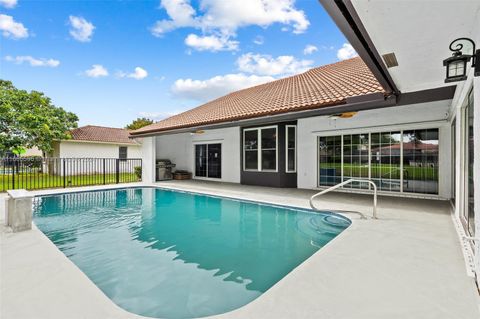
33 188 350 319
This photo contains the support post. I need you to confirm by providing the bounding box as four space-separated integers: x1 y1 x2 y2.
103 158 106 185
115 159 120 184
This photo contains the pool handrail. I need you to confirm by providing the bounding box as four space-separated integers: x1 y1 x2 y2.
309 179 377 219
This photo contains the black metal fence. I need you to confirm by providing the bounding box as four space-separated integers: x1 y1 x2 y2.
1 157 142 191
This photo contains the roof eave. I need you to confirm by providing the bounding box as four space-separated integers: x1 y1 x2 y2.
130 94 396 137
318 0 399 95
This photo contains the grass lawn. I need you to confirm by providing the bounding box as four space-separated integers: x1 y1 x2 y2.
1 172 139 191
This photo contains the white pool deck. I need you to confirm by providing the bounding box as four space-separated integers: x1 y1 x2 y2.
1 180 480 319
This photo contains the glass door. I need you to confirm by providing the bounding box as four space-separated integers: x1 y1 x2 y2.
207 144 221 178
195 143 222 179
465 89 475 236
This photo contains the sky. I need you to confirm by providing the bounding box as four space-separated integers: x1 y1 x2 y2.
0 0 357 128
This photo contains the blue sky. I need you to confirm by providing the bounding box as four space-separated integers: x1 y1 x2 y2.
1 0 356 127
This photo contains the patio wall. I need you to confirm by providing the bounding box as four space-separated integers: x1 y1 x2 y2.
154 127 241 183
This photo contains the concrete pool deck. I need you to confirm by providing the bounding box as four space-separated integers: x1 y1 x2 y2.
1 181 479 319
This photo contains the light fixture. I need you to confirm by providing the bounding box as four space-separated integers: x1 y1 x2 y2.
329 112 357 119
443 38 479 83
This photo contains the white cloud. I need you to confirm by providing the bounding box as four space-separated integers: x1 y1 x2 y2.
5 55 60 67
185 33 238 52
151 0 309 51
172 73 274 102
85 64 108 78
153 0 308 35
303 44 318 55
0 0 17 9
151 0 198 36
337 43 358 60
0 14 28 39
69 16 94 42
117 67 148 80
236 52 313 76
253 35 264 45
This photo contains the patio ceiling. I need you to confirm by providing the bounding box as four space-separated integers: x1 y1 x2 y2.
350 0 480 93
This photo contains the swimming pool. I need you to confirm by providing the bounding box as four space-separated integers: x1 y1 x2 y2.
33 187 350 319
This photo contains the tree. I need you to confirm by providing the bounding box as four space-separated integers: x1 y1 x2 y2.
125 117 153 130
0 80 79 154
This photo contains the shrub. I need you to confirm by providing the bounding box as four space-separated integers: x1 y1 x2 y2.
134 166 142 180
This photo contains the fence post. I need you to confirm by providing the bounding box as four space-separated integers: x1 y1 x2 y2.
63 158 66 188
115 159 120 184
103 158 106 185
12 160 16 190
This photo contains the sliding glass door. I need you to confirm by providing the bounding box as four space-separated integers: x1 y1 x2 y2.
318 129 439 195
402 129 439 195
195 143 221 179
318 136 341 186
342 134 369 189
464 89 475 236
370 132 402 192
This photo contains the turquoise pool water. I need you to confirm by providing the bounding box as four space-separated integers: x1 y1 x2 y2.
33 187 350 319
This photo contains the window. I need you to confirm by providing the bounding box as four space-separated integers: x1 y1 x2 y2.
243 126 277 171
317 129 439 195
286 125 296 172
119 146 128 160
244 130 258 170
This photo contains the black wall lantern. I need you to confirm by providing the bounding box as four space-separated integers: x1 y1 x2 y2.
443 37 480 83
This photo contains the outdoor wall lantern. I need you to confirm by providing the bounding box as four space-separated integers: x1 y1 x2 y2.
443 37 480 83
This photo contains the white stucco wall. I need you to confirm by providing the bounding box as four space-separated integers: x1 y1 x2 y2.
50 141 142 175
58 141 142 159
155 127 241 183
297 100 452 198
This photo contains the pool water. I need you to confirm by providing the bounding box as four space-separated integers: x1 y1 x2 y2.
33 187 350 319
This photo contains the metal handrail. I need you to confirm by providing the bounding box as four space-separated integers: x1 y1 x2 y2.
310 179 378 219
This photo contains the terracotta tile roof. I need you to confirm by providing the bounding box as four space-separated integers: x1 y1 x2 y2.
68 125 137 144
131 57 384 135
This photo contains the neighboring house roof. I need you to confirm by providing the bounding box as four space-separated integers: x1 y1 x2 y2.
68 125 137 145
371 142 438 153
131 57 384 135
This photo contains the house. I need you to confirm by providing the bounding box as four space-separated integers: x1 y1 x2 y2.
49 125 142 176
50 125 141 159
131 0 479 279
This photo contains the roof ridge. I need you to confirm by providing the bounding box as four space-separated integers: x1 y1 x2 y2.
76 125 126 130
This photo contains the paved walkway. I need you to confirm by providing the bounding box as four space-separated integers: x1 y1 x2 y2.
1 181 479 319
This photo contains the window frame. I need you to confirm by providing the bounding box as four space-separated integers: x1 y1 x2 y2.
243 125 278 172
285 125 297 173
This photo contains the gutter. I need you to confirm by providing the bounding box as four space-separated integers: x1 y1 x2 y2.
319 0 400 96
